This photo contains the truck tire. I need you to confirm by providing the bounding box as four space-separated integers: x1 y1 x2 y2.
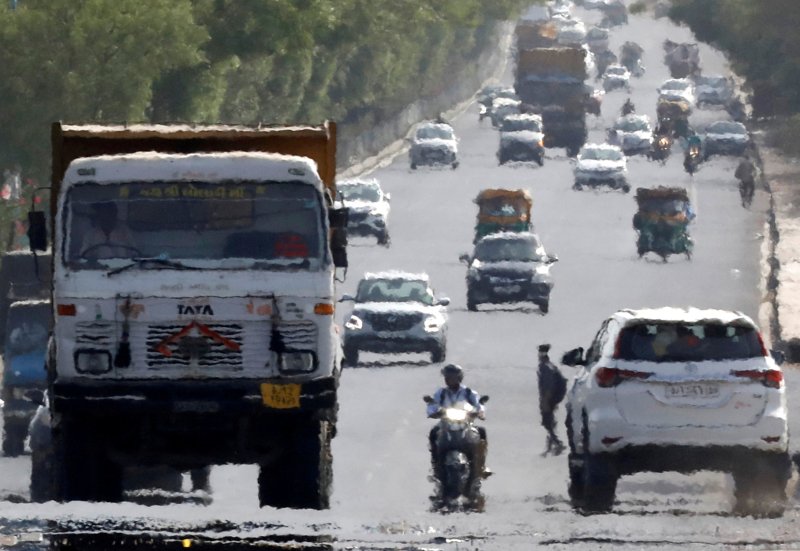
30 451 54 503
2 420 26 457
57 416 123 502
732 452 790 518
258 419 333 509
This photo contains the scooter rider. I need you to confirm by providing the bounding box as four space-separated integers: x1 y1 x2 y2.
427 364 490 482
621 98 635 116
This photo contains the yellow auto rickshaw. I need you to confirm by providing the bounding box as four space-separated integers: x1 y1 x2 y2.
474 188 532 241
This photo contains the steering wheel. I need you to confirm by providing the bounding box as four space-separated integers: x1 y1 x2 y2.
79 242 143 259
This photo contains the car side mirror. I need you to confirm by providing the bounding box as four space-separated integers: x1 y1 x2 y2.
385 192 391 202
561 347 585 367
25 389 45 407
771 349 786 366
459 253 470 264
548 254 559 263
437 297 450 306
423 395 434 404
479 395 489 404
28 211 48 252
339 294 355 302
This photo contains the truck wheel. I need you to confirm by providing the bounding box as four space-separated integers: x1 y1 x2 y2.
30 451 54 503
259 419 333 509
58 416 123 502
2 421 26 457
733 452 790 518
343 346 359 367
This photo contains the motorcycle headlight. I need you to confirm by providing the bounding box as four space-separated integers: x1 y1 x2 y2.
658 137 670 147
444 408 468 422
75 350 112 374
345 315 363 331
424 315 443 333
277 351 317 374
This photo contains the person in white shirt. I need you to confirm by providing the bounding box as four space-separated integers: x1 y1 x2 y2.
426 364 490 483
80 202 138 259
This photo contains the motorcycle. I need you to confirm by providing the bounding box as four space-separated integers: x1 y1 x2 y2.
648 134 673 164
621 99 635 116
424 395 489 511
683 142 702 175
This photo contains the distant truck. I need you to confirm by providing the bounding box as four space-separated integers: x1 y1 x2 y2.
27 122 348 508
514 19 558 51
515 47 588 157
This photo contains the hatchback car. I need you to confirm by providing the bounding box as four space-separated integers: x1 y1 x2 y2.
409 123 459 170
658 78 695 107
562 307 790 516
573 143 629 192
498 114 545 166
461 232 557 314
602 64 630 92
338 178 391 246
342 272 450 366
607 114 653 156
703 120 750 158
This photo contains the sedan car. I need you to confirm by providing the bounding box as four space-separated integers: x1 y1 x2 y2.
461 232 557 314
338 178 391 246
703 120 750 158
658 78 695 107
342 272 449 366
694 74 734 106
562 307 790 516
498 113 545 165
601 64 630 92
409 122 459 170
490 97 522 128
573 143 629 192
607 114 653 156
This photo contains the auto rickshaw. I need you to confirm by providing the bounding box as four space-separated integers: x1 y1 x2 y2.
633 186 694 261
474 189 533 241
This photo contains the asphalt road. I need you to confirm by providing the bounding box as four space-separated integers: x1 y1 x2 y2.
1 4 800 551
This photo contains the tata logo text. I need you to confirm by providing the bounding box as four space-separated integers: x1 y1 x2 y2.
178 304 215 316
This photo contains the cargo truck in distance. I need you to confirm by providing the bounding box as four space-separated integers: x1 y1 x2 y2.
515 47 589 157
27 122 348 509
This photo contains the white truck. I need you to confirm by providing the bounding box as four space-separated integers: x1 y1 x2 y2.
27 122 348 508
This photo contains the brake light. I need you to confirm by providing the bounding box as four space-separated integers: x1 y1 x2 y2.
595 367 651 388
731 369 783 388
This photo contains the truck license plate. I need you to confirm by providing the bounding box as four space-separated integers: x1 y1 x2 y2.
261 383 301 409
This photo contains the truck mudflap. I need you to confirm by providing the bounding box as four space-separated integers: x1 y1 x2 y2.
51 377 338 414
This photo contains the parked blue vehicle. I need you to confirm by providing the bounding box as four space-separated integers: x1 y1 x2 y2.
2 300 50 456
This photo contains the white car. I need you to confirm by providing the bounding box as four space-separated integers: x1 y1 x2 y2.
607 114 653 155
602 64 630 92
658 78 695 106
498 113 545 165
338 178 391 246
409 122 459 170
341 272 450 366
563 307 790 516
573 143 628 192
490 97 521 128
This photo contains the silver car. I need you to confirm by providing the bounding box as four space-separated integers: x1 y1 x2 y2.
338 178 391 246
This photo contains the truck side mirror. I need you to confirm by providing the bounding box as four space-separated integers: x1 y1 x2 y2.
328 208 348 268
28 211 47 252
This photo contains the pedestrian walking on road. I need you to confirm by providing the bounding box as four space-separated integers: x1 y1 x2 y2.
537 344 567 456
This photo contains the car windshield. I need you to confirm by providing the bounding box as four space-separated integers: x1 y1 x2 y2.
662 80 689 91
5 304 50 355
340 185 380 202
607 67 627 76
475 238 544 262
501 118 542 132
615 322 763 362
355 278 435 305
698 76 727 88
616 118 650 132
708 121 746 134
64 181 325 271
581 148 623 161
416 126 454 140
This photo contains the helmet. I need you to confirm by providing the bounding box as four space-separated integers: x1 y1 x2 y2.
441 363 464 382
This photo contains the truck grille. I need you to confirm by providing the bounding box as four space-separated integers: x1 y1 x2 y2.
76 321 115 348
367 312 422 332
146 323 243 369
276 320 317 350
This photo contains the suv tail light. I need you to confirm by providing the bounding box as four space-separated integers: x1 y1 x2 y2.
731 369 783 389
595 367 652 388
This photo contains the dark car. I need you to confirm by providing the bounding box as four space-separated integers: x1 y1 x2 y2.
461 232 558 314
703 120 750 158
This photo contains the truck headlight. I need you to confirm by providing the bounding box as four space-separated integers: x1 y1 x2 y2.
424 316 443 333
278 351 317 373
345 315 363 330
75 350 112 374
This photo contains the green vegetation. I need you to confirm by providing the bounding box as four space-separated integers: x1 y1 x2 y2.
0 0 531 182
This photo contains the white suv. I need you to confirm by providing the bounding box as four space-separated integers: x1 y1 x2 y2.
562 307 790 516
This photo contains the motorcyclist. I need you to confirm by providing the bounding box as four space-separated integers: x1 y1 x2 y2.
621 98 635 116
735 148 758 206
427 364 490 483
683 132 702 173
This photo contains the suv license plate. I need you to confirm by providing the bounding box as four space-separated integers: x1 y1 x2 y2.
665 383 720 399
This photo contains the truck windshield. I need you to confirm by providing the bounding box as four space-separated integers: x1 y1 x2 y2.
64 181 326 271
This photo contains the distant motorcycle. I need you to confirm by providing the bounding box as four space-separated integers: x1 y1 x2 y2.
648 134 673 164
683 143 702 175
424 395 488 512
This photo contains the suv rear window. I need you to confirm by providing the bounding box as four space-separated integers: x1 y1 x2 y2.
615 323 763 362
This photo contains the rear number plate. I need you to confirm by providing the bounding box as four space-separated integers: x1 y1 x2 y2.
261 383 301 409
665 383 720 399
